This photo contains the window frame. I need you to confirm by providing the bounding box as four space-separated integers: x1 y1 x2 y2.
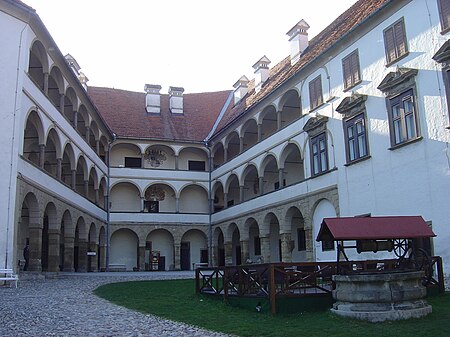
383 18 408 66
310 132 328 176
309 75 323 111
343 113 369 163
342 49 361 91
438 0 450 34
387 88 420 147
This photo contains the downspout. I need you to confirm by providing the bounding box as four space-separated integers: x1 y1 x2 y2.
205 141 213 266
5 22 28 269
105 134 116 271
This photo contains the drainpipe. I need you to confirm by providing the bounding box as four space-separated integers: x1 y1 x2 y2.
204 141 213 266
105 133 116 271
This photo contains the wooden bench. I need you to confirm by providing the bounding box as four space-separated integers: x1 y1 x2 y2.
0 269 18 288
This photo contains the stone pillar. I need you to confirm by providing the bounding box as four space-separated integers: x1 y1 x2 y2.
47 229 60 272
259 176 264 195
43 73 49 95
84 180 89 197
140 197 145 212
71 170 76 190
138 246 146 271
73 111 78 128
223 147 228 163
96 140 100 155
98 244 106 271
278 168 284 188
257 124 262 142
56 158 62 180
175 155 179 170
77 239 88 272
260 236 270 263
223 193 228 209
277 111 282 130
85 127 90 143
239 137 244 153
174 244 181 270
95 189 99 205
175 197 180 213
240 240 249 264
59 94 65 114
141 153 145 168
224 242 233 265
239 185 244 203
39 144 45 168
64 236 75 272
28 226 42 272
211 244 218 267
280 232 292 263
88 243 98 272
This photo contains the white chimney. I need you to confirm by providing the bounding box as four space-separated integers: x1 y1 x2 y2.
169 86 184 114
286 19 310 65
233 75 249 104
252 56 271 93
145 84 162 114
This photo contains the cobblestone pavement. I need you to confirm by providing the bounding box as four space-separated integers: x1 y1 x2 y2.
0 272 230 337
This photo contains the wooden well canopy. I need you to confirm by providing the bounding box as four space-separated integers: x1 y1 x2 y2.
316 216 435 242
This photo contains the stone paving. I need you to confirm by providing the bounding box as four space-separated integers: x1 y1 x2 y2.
0 272 230 337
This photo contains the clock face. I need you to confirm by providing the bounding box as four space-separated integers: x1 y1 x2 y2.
144 149 167 167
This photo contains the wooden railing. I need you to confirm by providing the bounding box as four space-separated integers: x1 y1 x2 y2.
196 258 445 314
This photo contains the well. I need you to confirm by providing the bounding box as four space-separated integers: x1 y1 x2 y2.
332 270 432 322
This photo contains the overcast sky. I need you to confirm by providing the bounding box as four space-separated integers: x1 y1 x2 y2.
24 0 358 93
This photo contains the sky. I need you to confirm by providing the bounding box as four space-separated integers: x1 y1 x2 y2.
24 0 358 94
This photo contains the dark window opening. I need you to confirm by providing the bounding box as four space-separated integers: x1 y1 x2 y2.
144 200 159 213
188 160 206 171
322 240 334 251
124 157 142 168
254 237 261 256
297 229 306 251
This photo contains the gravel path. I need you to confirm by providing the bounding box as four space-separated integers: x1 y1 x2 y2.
0 272 230 337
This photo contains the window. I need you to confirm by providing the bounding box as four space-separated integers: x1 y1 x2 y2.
438 0 450 33
254 237 261 256
309 75 323 110
388 89 419 146
188 160 206 171
342 50 361 90
297 229 306 251
322 240 334 251
310 133 328 175
344 114 368 162
383 18 408 65
144 200 159 213
124 157 141 168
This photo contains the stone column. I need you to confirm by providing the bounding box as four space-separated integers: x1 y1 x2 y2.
47 229 60 272
141 154 145 168
278 168 284 188
71 170 76 190
140 197 145 212
211 244 218 267
56 158 62 180
239 185 244 203
95 189 99 205
39 144 45 168
84 180 89 197
223 147 228 163
223 193 228 209
77 239 88 272
260 236 270 263
239 137 244 153
175 197 180 213
59 94 65 114
259 176 264 195
280 232 292 263
224 242 233 265
96 140 100 155
277 111 282 130
240 240 249 264
63 236 75 272
257 124 262 142
89 243 98 272
175 155 179 170
28 226 42 272
174 244 181 270
73 111 78 128
138 246 146 271
43 73 49 95
98 244 106 271
85 127 90 143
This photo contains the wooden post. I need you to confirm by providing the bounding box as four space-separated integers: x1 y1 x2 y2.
269 264 276 314
223 266 228 301
437 256 445 294
195 268 200 294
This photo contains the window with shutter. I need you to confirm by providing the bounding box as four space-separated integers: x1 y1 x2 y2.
383 18 408 65
342 50 361 90
309 75 323 110
438 0 450 32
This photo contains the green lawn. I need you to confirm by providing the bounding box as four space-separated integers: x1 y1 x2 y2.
94 279 450 337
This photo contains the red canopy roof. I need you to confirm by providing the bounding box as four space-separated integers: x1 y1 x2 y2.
316 216 435 241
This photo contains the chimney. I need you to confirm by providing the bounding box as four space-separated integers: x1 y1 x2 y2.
286 19 310 65
233 75 249 104
144 84 162 114
252 56 271 93
169 86 184 114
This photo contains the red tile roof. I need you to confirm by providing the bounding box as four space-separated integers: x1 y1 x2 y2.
213 0 392 137
88 86 232 142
